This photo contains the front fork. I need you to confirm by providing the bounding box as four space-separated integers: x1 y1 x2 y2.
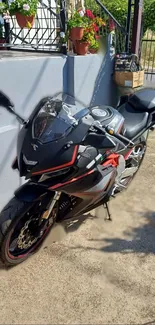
41 191 61 220
35 191 61 238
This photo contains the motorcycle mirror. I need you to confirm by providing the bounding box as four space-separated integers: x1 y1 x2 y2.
0 91 14 110
0 91 25 124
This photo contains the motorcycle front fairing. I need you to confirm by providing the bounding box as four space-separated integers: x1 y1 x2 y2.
16 93 94 178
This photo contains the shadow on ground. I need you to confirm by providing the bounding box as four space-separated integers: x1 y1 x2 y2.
42 212 97 249
67 210 155 256
62 213 98 233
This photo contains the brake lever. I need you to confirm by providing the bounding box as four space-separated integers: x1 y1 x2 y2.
105 126 134 147
93 124 134 147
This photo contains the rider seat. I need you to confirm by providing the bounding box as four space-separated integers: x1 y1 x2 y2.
128 88 155 112
118 88 155 139
118 103 149 139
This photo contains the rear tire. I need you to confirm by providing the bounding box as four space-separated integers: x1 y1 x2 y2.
114 134 148 195
123 134 148 186
0 196 56 266
130 134 147 173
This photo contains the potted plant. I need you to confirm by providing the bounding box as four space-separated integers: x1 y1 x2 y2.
9 0 38 29
67 11 88 41
89 38 99 54
0 23 6 50
75 26 94 55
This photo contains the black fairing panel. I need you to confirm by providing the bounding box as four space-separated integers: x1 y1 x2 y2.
129 88 155 112
12 157 18 170
17 115 93 177
76 146 98 170
60 170 101 193
118 103 149 139
15 182 51 202
17 126 27 175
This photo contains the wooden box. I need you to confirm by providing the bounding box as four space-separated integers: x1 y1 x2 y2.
114 70 144 88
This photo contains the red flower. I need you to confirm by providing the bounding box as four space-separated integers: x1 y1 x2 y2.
85 9 95 19
109 18 115 31
92 23 99 32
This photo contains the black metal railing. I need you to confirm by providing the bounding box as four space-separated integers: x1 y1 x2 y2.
2 0 66 53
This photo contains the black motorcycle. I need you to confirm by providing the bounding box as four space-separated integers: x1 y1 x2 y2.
0 89 154 266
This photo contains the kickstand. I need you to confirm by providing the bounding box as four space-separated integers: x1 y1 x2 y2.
104 202 112 221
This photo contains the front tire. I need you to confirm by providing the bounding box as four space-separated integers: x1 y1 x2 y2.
0 195 57 266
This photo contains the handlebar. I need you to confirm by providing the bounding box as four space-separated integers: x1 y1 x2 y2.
93 124 134 147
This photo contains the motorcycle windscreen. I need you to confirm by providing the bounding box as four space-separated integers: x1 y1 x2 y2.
32 93 88 144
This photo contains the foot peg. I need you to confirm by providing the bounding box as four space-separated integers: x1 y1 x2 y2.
104 202 112 221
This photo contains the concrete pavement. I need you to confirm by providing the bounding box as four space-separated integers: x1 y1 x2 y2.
0 134 155 324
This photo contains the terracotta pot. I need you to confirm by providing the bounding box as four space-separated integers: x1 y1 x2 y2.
69 27 84 41
16 13 35 29
0 39 6 50
75 41 89 55
89 48 97 54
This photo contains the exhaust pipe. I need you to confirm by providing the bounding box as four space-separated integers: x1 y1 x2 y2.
121 166 138 178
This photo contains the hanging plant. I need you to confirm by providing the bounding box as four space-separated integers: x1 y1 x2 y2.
9 0 38 28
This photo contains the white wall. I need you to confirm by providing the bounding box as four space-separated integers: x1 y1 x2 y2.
0 55 67 208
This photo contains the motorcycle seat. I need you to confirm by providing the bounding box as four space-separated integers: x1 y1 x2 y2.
118 102 149 139
128 88 155 112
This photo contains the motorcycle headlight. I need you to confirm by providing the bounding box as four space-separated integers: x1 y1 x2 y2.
23 155 37 166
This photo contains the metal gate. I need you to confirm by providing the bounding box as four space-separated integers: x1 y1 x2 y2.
141 30 155 86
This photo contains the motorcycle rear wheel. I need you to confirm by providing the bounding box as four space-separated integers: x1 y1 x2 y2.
0 195 57 266
121 134 147 188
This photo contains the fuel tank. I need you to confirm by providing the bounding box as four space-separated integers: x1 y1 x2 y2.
90 105 125 134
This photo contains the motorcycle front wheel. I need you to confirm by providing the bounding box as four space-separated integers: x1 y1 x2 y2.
0 194 57 266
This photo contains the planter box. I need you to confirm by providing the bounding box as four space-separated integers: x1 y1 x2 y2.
114 70 144 88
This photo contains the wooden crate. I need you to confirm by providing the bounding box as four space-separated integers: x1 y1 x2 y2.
114 70 144 88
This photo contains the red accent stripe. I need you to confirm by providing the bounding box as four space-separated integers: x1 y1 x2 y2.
49 169 94 190
32 145 79 176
